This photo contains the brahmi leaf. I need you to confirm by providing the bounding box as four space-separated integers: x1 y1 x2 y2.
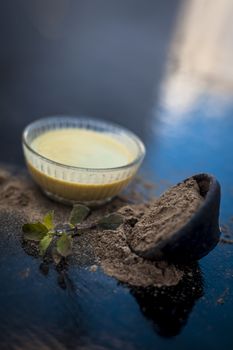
98 213 123 230
69 205 90 225
43 211 54 230
57 233 73 257
22 222 48 241
39 235 53 256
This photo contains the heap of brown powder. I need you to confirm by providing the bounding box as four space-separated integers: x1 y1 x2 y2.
128 179 204 255
0 166 203 288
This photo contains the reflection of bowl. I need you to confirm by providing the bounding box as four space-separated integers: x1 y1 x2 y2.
22 116 145 205
130 263 204 338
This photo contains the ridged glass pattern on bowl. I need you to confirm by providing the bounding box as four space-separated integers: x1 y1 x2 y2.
22 116 145 204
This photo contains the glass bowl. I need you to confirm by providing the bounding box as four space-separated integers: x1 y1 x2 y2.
22 116 146 205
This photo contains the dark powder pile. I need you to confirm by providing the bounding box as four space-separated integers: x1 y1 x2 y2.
0 166 203 288
128 179 204 254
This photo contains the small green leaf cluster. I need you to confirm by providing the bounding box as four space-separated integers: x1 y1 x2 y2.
22 204 123 265
22 210 70 263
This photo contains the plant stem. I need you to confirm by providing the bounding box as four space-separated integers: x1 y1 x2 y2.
63 222 97 236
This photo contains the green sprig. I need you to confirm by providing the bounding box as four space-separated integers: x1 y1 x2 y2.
22 205 123 265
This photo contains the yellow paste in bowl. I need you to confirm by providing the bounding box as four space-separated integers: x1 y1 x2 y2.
27 129 136 202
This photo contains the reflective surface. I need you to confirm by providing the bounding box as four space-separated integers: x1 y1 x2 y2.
1 0 233 349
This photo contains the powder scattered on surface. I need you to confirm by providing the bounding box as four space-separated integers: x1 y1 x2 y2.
0 166 200 287
89 225 182 287
220 220 233 244
128 179 204 255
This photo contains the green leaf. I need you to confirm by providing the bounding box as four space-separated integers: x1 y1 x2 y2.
69 205 90 225
98 213 123 230
57 233 73 257
39 235 53 256
43 211 54 230
22 222 48 241
52 247 62 265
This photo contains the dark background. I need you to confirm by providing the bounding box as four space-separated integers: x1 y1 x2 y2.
0 0 179 164
1 1 233 349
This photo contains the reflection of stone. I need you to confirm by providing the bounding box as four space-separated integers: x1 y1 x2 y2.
130 263 203 338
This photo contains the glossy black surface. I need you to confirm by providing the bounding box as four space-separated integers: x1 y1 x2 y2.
1 1 233 349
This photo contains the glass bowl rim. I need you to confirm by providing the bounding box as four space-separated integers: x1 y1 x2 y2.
22 116 146 173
